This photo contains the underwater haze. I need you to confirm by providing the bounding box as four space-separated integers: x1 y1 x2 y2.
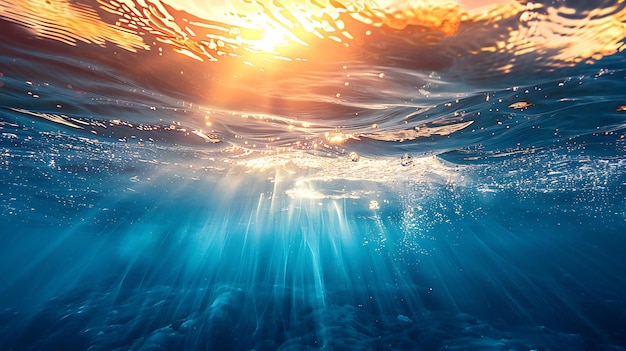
1 0 626 350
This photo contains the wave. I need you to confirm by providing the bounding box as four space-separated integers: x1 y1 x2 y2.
1 0 626 163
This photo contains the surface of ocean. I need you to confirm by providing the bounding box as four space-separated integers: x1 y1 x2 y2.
1 0 626 350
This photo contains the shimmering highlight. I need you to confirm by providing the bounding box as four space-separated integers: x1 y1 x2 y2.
0 0 147 51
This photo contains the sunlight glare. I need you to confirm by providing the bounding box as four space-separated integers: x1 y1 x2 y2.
251 25 290 53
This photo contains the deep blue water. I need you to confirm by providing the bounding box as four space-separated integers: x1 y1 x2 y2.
1 0 626 350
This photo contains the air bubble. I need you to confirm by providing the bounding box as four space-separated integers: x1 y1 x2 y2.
349 151 359 162
401 153 413 167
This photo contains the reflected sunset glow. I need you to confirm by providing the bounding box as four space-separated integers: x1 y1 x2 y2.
2 0 624 73
2 0 626 159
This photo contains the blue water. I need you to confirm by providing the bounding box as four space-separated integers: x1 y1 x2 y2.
1 0 626 350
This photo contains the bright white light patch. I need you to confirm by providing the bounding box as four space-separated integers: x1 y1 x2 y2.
369 200 380 210
252 25 289 53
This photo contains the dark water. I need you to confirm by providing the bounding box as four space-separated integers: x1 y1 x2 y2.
1 0 626 350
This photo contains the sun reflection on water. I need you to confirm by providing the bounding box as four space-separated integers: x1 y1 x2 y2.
2 0 625 83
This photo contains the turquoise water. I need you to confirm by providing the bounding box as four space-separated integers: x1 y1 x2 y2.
1 1 626 350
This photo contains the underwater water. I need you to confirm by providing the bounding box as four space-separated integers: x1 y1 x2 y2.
1 0 626 350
